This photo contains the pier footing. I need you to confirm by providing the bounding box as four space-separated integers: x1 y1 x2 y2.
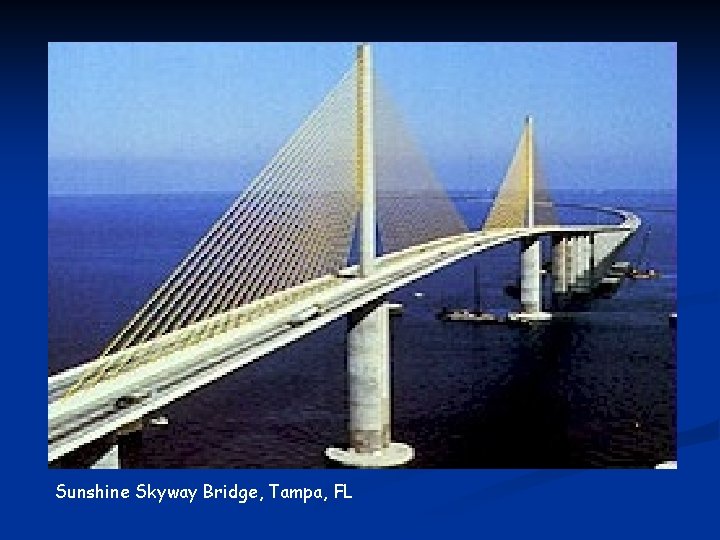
90 444 120 469
326 442 414 468
326 298 413 468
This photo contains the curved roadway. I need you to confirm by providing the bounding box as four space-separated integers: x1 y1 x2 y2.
48 205 640 462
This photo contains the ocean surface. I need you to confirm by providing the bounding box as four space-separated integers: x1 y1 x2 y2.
48 190 676 468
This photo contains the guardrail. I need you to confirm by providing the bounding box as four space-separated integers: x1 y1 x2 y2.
49 206 639 462
51 208 639 401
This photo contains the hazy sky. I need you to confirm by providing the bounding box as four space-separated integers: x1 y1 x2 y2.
48 42 676 193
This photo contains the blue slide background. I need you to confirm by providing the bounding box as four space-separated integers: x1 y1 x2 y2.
2 15 716 539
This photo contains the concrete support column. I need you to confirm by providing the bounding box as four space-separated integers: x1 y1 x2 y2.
348 299 388 451
90 444 120 469
89 419 143 469
572 234 592 294
593 232 608 278
572 235 587 293
598 231 620 280
573 235 582 285
576 235 587 290
566 236 577 288
588 233 596 287
611 232 624 257
582 234 592 289
326 299 413 467
552 235 569 295
570 236 583 293
508 236 551 322
521 236 542 313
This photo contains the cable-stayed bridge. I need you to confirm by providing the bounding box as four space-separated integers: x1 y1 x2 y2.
48 44 640 467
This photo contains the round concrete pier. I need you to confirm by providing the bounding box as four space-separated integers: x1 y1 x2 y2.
325 442 414 468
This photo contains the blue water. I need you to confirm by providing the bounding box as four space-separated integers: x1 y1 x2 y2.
48 190 676 467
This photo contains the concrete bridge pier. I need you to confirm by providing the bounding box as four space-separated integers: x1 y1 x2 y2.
570 234 592 295
46 418 144 469
575 234 589 293
593 231 613 280
90 419 143 469
569 234 581 293
90 443 121 469
580 234 594 292
325 44 411 467
508 236 552 322
593 231 623 285
566 236 577 291
551 234 570 308
521 236 542 313
326 298 413 467
587 233 596 288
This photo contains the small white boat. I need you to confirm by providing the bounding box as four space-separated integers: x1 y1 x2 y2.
413 292 425 298
149 416 169 426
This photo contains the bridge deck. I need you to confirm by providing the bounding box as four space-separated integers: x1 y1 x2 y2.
48 209 639 463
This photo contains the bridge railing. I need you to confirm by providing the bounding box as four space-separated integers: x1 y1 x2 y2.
52 207 638 402
52 230 496 400
55 274 341 399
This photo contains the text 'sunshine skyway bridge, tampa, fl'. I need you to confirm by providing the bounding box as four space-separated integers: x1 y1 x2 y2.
48 44 640 468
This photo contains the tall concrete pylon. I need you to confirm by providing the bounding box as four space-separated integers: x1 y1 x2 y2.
511 116 551 322
357 42 376 278
326 44 413 467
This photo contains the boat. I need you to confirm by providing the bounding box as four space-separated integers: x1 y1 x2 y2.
627 227 661 279
630 268 660 279
437 266 502 324
437 307 502 323
149 416 169 426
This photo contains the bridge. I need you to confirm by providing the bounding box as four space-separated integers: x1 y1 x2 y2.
48 44 640 468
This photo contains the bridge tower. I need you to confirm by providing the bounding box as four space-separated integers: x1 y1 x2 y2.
326 44 413 467
513 116 552 322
